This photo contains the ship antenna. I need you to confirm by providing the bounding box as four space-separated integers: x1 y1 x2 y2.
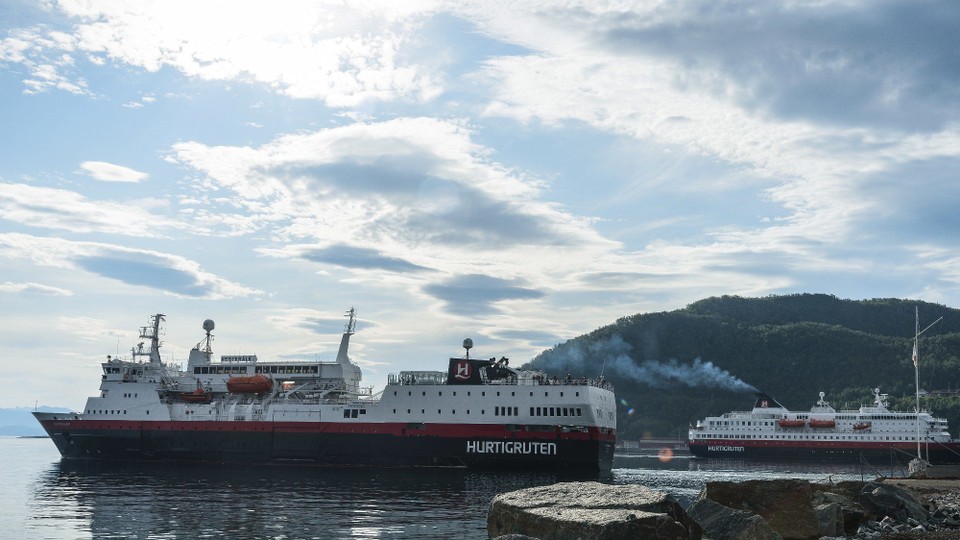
913 306 944 462
134 314 165 364
202 319 215 362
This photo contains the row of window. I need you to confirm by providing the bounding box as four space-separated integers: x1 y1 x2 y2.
194 366 248 375
87 409 150 415
383 406 585 417
395 389 579 398
709 421 918 428
711 417 923 426
698 434 931 441
193 365 328 375
532 406 583 417
343 408 368 418
255 365 320 374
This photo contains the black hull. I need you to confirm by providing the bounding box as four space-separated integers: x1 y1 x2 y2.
37 421 614 472
688 442 960 465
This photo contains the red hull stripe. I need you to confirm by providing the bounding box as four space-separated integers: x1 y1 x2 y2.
42 419 616 442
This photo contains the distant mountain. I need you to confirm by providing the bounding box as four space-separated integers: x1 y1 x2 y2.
526 294 960 440
0 407 69 437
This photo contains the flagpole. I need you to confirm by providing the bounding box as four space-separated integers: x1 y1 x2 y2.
913 308 944 462
915 308 921 460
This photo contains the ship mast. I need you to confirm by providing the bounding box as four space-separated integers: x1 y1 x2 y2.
913 307 943 461
133 314 165 364
335 307 356 365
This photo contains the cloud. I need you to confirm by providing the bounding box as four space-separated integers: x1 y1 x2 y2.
267 308 371 336
0 27 91 95
423 274 545 315
79 161 149 183
297 244 432 273
6 1 443 106
458 0 960 298
0 233 259 299
0 281 73 296
597 2 960 132
172 117 616 265
0 182 174 236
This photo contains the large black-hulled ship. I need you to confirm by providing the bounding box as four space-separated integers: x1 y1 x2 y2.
34 310 616 471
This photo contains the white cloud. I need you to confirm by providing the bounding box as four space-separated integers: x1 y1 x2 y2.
0 233 260 300
0 281 74 296
8 0 444 107
79 161 149 183
172 117 618 275
0 182 169 236
455 1 960 286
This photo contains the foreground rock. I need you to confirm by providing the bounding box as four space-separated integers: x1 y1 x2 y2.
686 498 782 540
488 478 960 539
700 479 819 539
487 481 702 540
694 479 957 539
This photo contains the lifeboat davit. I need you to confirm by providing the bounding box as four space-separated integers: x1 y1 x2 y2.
809 419 836 428
778 418 805 428
227 374 273 394
179 388 213 404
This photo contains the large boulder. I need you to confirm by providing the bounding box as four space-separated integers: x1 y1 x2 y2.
812 481 868 535
686 498 782 540
487 481 702 540
858 482 930 524
699 479 819 539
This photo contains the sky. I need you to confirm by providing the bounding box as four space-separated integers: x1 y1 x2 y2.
1 0 959 408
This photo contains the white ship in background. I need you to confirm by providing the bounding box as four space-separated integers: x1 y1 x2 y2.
688 389 960 463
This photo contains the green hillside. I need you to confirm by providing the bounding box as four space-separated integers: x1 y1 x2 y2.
525 294 960 441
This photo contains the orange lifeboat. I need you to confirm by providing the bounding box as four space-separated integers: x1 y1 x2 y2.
778 418 805 428
179 388 213 404
227 374 273 394
809 419 836 428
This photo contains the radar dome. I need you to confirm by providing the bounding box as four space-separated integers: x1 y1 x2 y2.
203 319 215 333
462 338 473 350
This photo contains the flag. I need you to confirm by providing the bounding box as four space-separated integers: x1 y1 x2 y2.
912 340 919 367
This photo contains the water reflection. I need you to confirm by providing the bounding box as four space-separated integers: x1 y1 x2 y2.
613 451 885 506
31 460 605 539
25 448 883 539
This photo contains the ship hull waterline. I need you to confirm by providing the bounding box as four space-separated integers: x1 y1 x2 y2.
688 441 960 465
35 416 614 472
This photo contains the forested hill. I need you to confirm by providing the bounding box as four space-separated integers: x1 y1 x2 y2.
526 294 960 440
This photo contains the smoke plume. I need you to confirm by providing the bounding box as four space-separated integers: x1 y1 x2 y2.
538 334 756 392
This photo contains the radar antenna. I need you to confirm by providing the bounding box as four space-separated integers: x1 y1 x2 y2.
202 319 215 361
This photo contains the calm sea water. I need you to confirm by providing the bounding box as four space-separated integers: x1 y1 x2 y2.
2 437 890 540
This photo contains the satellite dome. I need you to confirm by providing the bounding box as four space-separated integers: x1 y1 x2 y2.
203 319 215 332
462 338 473 350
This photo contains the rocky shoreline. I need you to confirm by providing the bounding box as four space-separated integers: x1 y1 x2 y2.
488 478 960 540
